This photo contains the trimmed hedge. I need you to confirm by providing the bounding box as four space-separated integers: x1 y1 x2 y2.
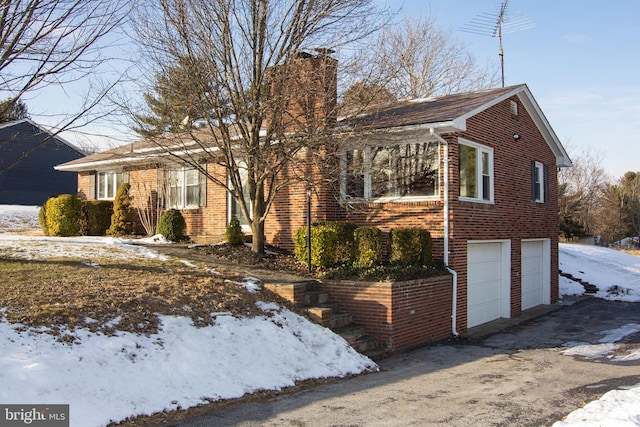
42 194 82 237
388 228 433 267
353 226 382 267
80 200 113 236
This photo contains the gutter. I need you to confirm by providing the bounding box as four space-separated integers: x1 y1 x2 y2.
430 128 459 337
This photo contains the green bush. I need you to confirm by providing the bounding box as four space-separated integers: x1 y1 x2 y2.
225 218 244 245
38 204 49 236
42 194 82 237
107 183 135 237
157 209 186 241
321 222 357 265
353 226 382 267
80 200 113 236
295 224 342 269
388 228 433 267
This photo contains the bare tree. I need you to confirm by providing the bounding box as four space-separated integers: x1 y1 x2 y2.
127 0 388 255
0 0 130 172
346 13 500 100
558 146 609 237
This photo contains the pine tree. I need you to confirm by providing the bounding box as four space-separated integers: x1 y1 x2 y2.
0 98 30 123
107 183 135 236
133 57 222 137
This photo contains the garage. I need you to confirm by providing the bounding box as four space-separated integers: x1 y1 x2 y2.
521 239 550 311
467 241 510 328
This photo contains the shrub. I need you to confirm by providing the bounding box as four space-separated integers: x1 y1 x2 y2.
388 228 433 267
42 194 82 237
38 205 49 236
353 226 382 267
295 223 341 269
80 200 113 236
107 183 135 237
320 222 357 265
157 209 186 241
225 218 244 245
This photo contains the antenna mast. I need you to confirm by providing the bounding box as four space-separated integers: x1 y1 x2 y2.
460 0 534 87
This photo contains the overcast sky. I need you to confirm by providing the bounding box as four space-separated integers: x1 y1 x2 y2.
28 0 640 180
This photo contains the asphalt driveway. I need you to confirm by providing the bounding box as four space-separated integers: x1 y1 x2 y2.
168 298 640 427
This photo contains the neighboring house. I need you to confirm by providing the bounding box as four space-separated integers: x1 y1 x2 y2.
56 53 571 338
0 119 85 206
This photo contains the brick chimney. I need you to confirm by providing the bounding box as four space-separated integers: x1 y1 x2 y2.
265 49 338 134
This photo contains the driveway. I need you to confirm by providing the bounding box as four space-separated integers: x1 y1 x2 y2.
169 298 640 427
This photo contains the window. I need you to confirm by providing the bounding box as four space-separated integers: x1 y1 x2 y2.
229 165 251 225
341 141 440 201
167 167 205 209
96 171 125 200
459 139 493 202
532 161 547 203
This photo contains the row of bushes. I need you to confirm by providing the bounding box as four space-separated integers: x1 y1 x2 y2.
294 222 437 279
39 185 187 241
39 194 114 237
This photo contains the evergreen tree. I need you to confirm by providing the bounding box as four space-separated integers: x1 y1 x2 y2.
133 57 222 137
0 98 30 123
107 183 135 236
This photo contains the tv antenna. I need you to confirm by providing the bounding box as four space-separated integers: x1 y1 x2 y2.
460 0 535 87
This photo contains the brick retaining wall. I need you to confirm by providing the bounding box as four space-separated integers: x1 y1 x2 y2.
321 274 453 353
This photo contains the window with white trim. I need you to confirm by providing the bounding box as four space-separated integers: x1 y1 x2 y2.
96 171 125 200
532 161 546 203
341 141 440 201
459 139 493 202
167 167 205 209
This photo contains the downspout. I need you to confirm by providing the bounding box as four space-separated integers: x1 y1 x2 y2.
430 128 459 337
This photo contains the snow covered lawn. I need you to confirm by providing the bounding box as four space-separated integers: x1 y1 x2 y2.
1 206 640 426
0 206 376 426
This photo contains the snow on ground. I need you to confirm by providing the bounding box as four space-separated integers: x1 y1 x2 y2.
2 206 640 425
560 242 640 302
0 206 377 426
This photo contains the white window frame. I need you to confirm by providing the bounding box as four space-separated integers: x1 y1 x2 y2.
340 140 440 202
458 138 494 203
96 171 125 200
168 167 203 210
533 161 545 203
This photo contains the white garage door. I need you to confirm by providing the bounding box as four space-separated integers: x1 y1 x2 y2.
521 240 549 310
467 242 507 328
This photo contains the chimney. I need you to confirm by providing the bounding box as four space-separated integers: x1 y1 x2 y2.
265 49 338 134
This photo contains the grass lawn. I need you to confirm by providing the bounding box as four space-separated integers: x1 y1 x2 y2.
0 256 267 340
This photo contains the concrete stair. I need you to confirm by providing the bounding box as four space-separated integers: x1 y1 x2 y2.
264 280 382 355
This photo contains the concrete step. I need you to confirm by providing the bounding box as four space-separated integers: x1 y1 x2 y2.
306 306 334 327
353 335 381 354
335 325 367 345
330 312 354 329
304 290 330 306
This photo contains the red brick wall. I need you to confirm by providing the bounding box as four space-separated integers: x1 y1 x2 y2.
321 275 453 353
445 95 560 331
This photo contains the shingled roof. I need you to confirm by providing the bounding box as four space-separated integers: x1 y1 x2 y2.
56 84 572 171
339 84 526 130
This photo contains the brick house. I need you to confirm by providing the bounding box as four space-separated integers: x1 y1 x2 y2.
56 54 571 341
